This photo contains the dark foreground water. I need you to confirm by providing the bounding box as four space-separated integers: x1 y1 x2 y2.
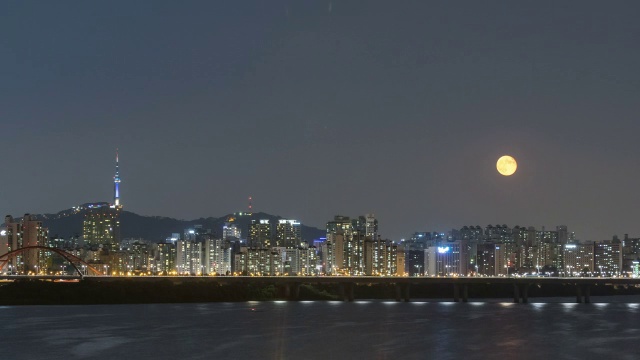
2 297 640 360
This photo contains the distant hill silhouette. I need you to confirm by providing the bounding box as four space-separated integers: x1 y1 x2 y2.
35 206 326 243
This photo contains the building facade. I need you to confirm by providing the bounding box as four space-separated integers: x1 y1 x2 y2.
2 214 49 274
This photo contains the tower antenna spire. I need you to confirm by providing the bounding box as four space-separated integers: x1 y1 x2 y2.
114 149 121 208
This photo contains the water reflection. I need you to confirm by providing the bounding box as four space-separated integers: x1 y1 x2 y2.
2 300 640 360
354 300 372 304
531 303 547 311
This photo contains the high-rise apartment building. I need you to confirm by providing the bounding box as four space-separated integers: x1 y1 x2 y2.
325 215 386 275
176 240 202 275
327 216 353 238
476 243 497 276
248 220 272 248
364 238 399 276
406 250 425 276
537 229 559 244
156 242 176 275
365 214 378 240
3 214 49 274
204 238 231 275
326 216 352 274
344 230 365 275
222 221 241 242
459 226 484 243
279 244 319 275
184 225 211 242
563 243 594 275
276 220 302 248
494 244 512 275
83 203 120 248
594 241 622 276
424 240 469 276
484 225 512 243
234 247 281 275
557 225 568 245
396 246 405 276
0 225 8 259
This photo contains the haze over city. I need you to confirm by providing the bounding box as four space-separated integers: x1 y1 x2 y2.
3 1 640 241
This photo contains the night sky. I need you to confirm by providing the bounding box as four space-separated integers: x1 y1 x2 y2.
2 1 640 241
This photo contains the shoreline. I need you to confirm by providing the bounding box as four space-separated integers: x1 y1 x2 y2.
2 280 640 305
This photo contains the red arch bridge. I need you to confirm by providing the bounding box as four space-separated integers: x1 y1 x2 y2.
0 246 103 277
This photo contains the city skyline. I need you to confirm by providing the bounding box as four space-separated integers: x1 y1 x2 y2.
0 148 634 243
0 149 636 280
4 3 640 359
4 1 640 242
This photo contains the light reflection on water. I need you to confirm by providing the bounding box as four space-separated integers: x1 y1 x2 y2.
562 303 579 313
354 300 372 304
1 299 640 360
531 302 547 310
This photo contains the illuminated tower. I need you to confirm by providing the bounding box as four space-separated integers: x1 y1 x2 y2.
83 151 122 250
114 149 121 208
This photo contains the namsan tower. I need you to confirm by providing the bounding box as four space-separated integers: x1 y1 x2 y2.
113 149 121 209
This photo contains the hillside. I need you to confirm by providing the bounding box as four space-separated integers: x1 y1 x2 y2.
37 207 325 243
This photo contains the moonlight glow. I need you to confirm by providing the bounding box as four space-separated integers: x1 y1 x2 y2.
496 155 517 176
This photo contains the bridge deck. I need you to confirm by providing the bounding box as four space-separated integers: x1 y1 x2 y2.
1 275 638 286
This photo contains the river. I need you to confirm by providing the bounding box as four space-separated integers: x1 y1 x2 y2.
2 297 639 359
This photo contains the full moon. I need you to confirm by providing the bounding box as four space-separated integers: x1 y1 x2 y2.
496 155 517 176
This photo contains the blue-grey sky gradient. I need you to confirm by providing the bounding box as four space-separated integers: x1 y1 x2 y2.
2 1 639 240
